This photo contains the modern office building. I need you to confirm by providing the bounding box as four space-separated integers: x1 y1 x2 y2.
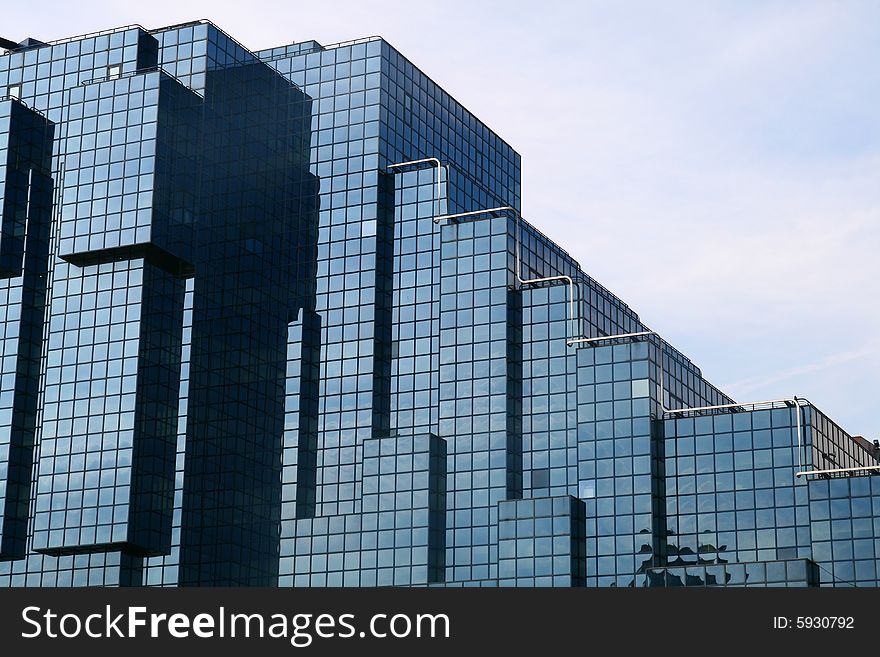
0 20 877 588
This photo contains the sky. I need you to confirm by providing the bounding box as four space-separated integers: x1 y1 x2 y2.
4 0 879 438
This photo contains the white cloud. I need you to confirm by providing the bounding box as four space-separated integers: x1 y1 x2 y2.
722 345 877 395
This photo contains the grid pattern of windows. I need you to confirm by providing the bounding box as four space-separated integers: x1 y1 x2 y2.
389 168 442 436
258 32 526 587
809 476 880 587
570 335 733 587
662 409 810 568
808 408 871 475
0 21 314 586
57 69 200 266
1 26 161 587
439 214 521 582
575 341 657 586
377 41 519 215
1 21 878 588
0 98 53 560
522 285 577 501
267 39 388 525
140 277 192 586
34 258 183 555
661 406 878 587
282 434 445 586
498 496 586 586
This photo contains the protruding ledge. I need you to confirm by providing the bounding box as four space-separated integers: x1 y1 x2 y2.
59 242 195 277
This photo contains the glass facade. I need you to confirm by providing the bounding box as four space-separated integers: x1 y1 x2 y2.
0 20 877 587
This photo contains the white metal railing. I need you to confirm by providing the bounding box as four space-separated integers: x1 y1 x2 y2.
568 330 655 347
796 464 880 478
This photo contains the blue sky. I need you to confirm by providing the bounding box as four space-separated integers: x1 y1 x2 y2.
5 0 879 438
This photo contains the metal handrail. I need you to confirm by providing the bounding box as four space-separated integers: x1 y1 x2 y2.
0 95 50 120
81 65 190 90
796 464 880 478
434 205 510 225
568 330 655 346
37 24 146 49
259 35 382 57
153 19 259 69
322 35 382 50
